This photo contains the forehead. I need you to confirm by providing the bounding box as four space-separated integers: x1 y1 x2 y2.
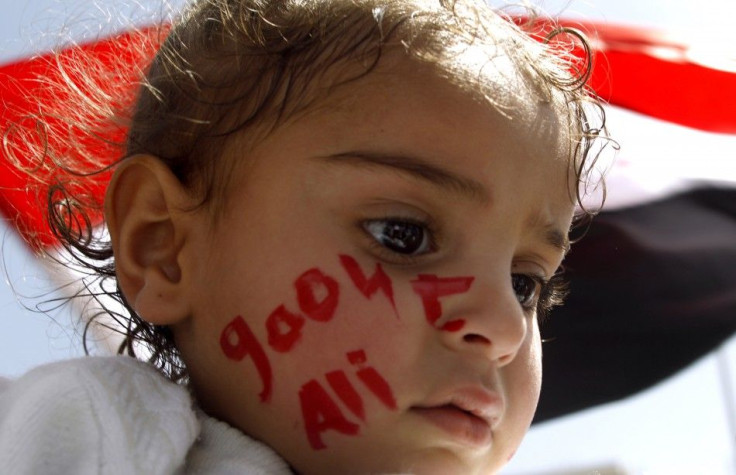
313 49 572 164
234 48 576 219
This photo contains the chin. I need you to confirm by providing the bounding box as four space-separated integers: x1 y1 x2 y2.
293 447 503 475
369 448 500 475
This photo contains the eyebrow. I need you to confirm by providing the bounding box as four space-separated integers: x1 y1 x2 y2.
321 151 491 206
321 150 570 256
544 227 571 256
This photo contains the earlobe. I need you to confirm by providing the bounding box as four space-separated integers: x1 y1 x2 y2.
105 154 195 326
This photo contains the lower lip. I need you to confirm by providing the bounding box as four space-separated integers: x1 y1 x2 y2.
412 405 493 448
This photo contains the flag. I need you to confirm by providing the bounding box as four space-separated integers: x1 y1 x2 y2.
536 20 736 421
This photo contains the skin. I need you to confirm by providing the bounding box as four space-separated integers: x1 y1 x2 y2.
109 52 575 474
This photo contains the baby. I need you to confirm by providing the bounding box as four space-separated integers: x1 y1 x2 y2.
0 0 603 473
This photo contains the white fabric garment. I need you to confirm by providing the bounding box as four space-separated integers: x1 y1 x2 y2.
0 356 292 475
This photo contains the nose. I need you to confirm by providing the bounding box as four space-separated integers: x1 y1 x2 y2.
430 274 529 366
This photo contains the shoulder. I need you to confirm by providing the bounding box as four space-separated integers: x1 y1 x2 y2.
0 356 199 474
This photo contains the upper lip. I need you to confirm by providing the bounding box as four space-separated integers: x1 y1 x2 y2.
415 386 504 428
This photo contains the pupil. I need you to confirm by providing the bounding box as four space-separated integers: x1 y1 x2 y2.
512 275 533 304
380 222 423 254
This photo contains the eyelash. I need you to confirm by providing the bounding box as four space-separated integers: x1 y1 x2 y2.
361 216 569 321
533 272 569 323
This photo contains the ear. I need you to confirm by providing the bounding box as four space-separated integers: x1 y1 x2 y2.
105 154 196 326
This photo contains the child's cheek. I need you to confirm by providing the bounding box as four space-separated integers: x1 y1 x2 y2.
298 349 398 450
220 315 273 402
217 253 475 451
338 254 398 315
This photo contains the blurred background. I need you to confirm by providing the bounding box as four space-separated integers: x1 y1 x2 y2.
1 0 735 473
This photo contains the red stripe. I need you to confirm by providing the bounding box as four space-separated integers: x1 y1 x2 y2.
516 17 736 133
580 22 736 134
0 27 166 248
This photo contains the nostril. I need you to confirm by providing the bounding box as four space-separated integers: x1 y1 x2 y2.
463 333 491 345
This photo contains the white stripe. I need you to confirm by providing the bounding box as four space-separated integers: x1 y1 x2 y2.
584 104 736 212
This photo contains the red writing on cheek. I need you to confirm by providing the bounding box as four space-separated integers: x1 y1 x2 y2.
220 256 399 420
259 256 395 357
410 274 475 331
439 319 466 332
326 370 365 421
299 350 397 450
347 350 397 409
339 254 397 316
220 316 273 402
266 305 305 353
299 379 360 450
295 268 340 322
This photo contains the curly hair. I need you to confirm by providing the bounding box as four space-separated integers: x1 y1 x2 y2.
4 0 607 381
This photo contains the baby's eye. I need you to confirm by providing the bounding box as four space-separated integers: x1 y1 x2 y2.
363 219 432 256
511 273 543 311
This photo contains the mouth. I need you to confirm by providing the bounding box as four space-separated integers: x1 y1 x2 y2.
411 403 494 448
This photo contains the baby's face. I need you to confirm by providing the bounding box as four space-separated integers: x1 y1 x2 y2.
176 57 575 474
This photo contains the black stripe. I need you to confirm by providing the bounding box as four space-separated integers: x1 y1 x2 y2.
535 186 736 423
